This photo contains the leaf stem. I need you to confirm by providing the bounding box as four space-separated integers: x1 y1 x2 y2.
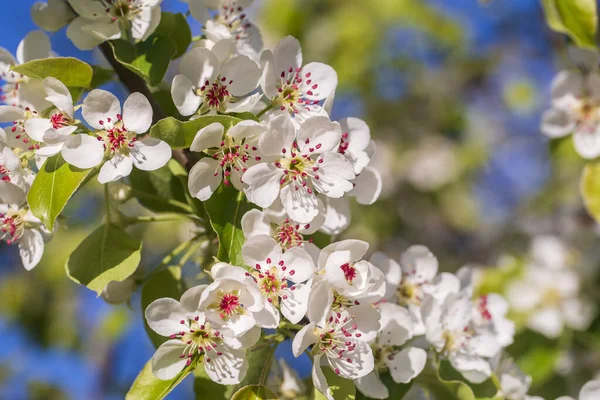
104 183 112 220
129 189 194 214
125 214 196 225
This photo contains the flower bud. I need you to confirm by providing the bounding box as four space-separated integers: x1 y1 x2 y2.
101 276 136 305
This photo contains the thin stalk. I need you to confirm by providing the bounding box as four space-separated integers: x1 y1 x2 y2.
256 104 273 118
129 189 194 214
125 214 194 225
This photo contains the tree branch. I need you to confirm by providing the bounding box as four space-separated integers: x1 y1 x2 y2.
98 42 190 169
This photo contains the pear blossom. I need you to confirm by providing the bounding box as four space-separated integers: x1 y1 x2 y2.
198 264 265 335
473 293 515 348
557 379 600 400
243 115 355 223
171 46 261 117
145 285 258 384
292 305 380 399
540 70 600 159
506 263 595 338
185 0 262 61
422 291 502 383
308 240 386 322
354 303 427 399
187 120 266 200
77 89 171 183
0 129 34 190
369 246 443 335
260 36 337 123
0 105 44 151
0 31 52 109
493 356 543 400
0 182 49 271
66 0 163 50
31 0 76 32
240 234 315 325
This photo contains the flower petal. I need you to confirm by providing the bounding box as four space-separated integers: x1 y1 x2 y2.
387 347 427 383
17 30 51 64
242 234 282 268
300 62 337 101
180 47 220 87
18 228 44 271
44 77 74 117
351 166 382 205
83 89 121 130
281 283 311 324
280 183 319 224
131 138 172 171
297 116 342 153
61 134 104 169
292 322 318 357
204 346 249 385
171 74 202 116
220 55 261 96
355 371 388 399
280 247 315 283
241 209 272 239
98 153 133 183
188 158 222 201
123 92 153 134
152 340 188 380
190 122 224 152
145 298 187 337
273 36 302 73
243 163 283 208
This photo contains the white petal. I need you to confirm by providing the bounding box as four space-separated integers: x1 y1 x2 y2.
311 152 355 198
388 347 427 383
131 6 161 42
188 0 211 22
151 340 188 380
190 122 224 152
292 323 318 357
355 371 388 399
254 301 280 329
123 92 153 134
280 247 315 283
450 354 491 384
307 279 333 325
0 106 25 122
98 153 133 183
340 118 371 152
347 305 381 342
188 158 222 201
24 118 52 142
243 163 283 208
377 303 413 346
258 114 296 156
226 92 263 113
61 134 104 169
171 74 201 116
328 340 374 379
18 79 51 112
180 47 220 87
369 252 401 298
17 31 51 64
32 0 74 32
43 77 74 117
227 120 266 142
241 209 272 238
66 17 107 50
0 181 26 206
351 166 382 205
280 183 319 223
83 89 121 130
281 283 311 324
18 229 45 271
300 62 338 100
221 56 261 96
67 0 106 19
145 298 187 337
211 39 235 64
580 379 600 400
204 346 248 385
527 307 564 338
179 285 207 313
312 355 334 400
223 325 261 350
241 234 282 268
573 130 600 159
297 116 342 153
318 239 369 270
401 245 438 284
540 108 574 138
319 196 351 235
562 298 595 331
273 36 302 73
131 138 172 171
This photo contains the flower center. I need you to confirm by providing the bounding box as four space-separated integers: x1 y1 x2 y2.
542 287 563 307
573 98 600 133
106 0 145 22
331 290 359 310
372 344 392 372
50 112 72 129
250 257 295 305
97 114 137 153
275 142 324 194
208 133 261 187
477 295 492 321
272 69 319 115
0 209 26 245
396 281 420 306
9 108 41 150
275 219 311 249
0 163 11 182
337 132 350 155
215 4 254 42
170 318 224 366
195 78 233 114
313 312 362 374
340 263 357 283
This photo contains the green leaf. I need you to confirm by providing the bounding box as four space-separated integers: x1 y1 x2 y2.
313 368 356 400
232 342 276 393
110 37 177 86
11 57 94 87
541 0 597 48
90 66 115 88
149 115 242 149
130 160 191 214
231 385 279 400
155 12 192 59
141 266 185 348
204 184 256 266
355 373 411 400
66 224 142 295
193 366 228 400
581 160 600 222
416 365 476 400
126 358 193 400
27 153 92 231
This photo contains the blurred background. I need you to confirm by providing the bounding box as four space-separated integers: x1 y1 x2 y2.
1 0 599 399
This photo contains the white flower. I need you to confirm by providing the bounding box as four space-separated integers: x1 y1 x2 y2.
243 115 355 223
556 379 600 400
422 292 501 383
145 285 259 384
171 46 261 117
507 263 595 338
76 89 171 183
529 234 570 270
337 118 374 175
292 305 381 400
260 36 337 123
0 129 34 190
67 0 163 50
473 293 515 348
0 31 52 110
493 355 541 400
370 246 446 335
186 0 262 61
187 120 266 200
0 181 48 270
31 0 76 32
240 202 322 258
540 70 600 159
354 303 427 399
240 234 315 325
198 265 265 335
